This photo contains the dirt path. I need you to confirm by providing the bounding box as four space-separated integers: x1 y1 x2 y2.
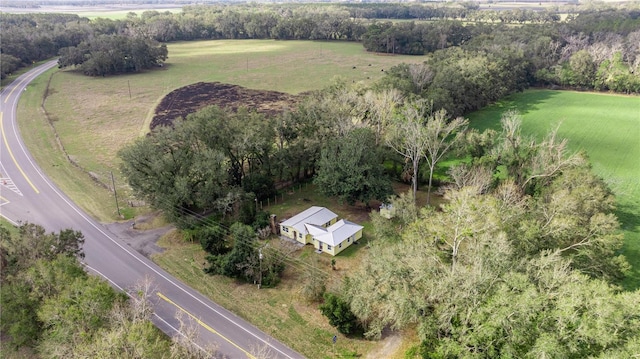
365 331 404 359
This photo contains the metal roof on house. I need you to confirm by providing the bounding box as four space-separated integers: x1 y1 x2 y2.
305 219 363 247
280 206 338 237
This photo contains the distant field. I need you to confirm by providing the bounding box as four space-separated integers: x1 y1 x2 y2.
468 89 640 290
0 5 183 20
17 40 426 222
79 7 183 20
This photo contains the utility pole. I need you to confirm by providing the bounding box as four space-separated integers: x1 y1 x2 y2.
258 248 263 289
111 171 121 217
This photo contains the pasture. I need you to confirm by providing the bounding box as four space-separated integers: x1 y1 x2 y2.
467 89 640 290
18 40 427 222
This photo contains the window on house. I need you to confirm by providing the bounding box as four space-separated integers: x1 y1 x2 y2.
328 245 332 250
347 238 351 243
299 232 302 238
339 243 342 248
282 226 288 233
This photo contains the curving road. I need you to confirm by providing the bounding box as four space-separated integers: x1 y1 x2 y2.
0 61 305 359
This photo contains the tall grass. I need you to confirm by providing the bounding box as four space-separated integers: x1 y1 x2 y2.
468 89 640 290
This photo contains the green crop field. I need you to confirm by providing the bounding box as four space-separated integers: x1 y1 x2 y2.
468 89 640 290
17 40 426 222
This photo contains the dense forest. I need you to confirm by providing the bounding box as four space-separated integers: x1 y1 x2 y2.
344 112 640 357
2 3 639 93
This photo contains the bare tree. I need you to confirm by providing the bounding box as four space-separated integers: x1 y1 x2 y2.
250 341 277 359
408 63 434 93
422 110 468 205
560 32 590 62
523 126 585 190
448 163 493 194
299 256 327 302
587 34 623 66
128 276 219 359
129 274 157 323
361 88 403 145
170 311 220 359
385 99 431 200
625 30 640 71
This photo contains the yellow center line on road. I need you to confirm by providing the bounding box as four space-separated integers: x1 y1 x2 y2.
0 112 39 194
157 292 256 359
3 74 31 104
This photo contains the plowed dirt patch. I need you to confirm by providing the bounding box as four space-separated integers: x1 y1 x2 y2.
151 82 298 129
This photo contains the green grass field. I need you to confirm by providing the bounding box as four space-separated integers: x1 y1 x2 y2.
18 40 426 222
467 89 640 290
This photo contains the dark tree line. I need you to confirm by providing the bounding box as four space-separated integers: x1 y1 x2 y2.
376 11 640 117
344 3 476 21
0 2 564 78
57 35 167 76
362 20 474 55
0 13 90 79
3 4 638 90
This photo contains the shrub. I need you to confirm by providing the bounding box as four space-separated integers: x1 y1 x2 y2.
319 293 363 336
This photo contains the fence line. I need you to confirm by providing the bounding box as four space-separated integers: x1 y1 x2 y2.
261 182 309 210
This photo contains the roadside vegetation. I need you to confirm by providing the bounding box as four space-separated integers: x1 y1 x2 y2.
0 222 213 358
3 1 639 358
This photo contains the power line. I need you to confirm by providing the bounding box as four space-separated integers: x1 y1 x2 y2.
150 196 332 278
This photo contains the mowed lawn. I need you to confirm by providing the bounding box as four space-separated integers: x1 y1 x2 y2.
468 89 640 290
20 40 426 222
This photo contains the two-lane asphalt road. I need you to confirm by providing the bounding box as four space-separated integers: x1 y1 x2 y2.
0 61 305 359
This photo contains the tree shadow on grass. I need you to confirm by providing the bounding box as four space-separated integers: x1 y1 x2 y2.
615 200 640 291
